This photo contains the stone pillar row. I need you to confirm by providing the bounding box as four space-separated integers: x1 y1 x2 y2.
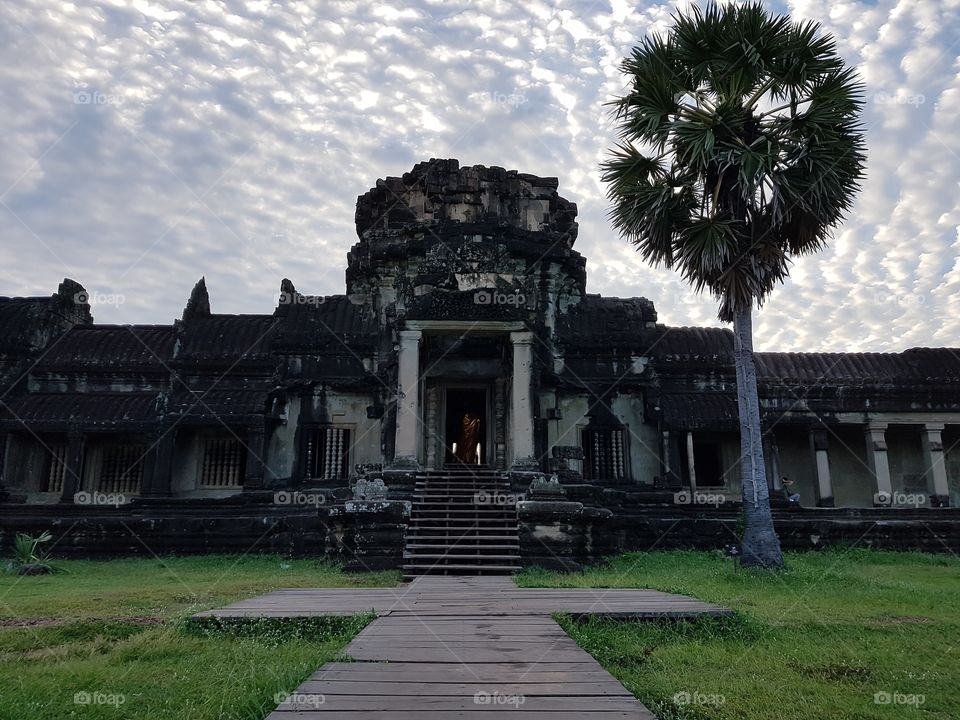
800 422 953 508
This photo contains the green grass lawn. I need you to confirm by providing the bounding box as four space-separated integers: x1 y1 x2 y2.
0 556 400 720
3 551 957 719
517 549 960 720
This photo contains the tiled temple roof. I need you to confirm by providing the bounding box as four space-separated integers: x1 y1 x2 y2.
36 325 176 371
165 387 272 423
657 393 740 431
175 315 280 365
560 296 960 384
756 348 960 384
2 392 161 428
647 326 734 360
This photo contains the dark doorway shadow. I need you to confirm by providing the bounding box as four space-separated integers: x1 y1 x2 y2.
445 389 487 464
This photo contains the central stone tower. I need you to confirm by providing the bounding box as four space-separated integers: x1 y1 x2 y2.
347 159 587 471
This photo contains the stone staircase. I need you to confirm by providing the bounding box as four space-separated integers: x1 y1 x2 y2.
403 466 521 580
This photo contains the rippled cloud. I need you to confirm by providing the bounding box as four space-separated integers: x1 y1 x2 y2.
0 0 957 352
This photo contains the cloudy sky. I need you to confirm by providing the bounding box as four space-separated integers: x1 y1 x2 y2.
1 0 958 352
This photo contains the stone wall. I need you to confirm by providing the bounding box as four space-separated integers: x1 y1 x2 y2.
519 506 960 570
3 500 955 568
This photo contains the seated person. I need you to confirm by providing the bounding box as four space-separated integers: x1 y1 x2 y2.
781 477 801 504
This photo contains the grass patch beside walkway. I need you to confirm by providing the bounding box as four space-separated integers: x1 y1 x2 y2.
518 549 959 720
0 556 399 719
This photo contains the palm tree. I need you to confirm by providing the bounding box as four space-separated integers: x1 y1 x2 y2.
602 3 865 568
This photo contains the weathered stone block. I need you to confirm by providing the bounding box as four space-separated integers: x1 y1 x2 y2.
352 477 388 501
527 473 566 498
552 445 584 460
517 499 584 519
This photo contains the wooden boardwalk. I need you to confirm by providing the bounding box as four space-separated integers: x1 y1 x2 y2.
197 577 730 719
195 575 731 620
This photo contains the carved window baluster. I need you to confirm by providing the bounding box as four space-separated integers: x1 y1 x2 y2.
307 427 352 481
200 436 244 487
97 442 145 495
45 443 68 493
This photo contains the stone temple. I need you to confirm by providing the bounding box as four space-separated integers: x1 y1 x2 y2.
1 159 957 571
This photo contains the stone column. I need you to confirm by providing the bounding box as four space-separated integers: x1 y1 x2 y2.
811 429 834 507
921 423 951 507
59 428 85 503
493 378 507 470
686 431 697 491
510 331 536 468
393 329 423 468
424 385 439 470
865 422 892 505
142 427 176 497
243 422 268 490
660 430 683 486
0 431 9 500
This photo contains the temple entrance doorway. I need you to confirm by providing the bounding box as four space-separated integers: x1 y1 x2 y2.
444 388 488 465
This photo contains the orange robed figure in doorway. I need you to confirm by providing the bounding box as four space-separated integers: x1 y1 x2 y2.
455 412 481 463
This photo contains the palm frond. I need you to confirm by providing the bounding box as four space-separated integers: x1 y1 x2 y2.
602 0 866 320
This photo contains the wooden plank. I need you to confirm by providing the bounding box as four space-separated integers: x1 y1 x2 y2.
309 670 619 683
312 661 604 669
292 681 632 696
268 712 650 719
273 696 644 711
347 649 600 663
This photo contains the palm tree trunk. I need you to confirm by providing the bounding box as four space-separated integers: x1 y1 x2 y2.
732 306 784 568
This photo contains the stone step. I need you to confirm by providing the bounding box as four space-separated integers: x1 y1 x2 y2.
403 553 520 565
405 543 519 550
415 489 511 495
411 499 515 506
407 527 520 542
412 498 511 505
439 465 497 471
408 524 518 531
407 523 516 537
404 469 519 578
415 481 508 486
402 563 521 573
410 509 518 516
414 493 511 498
406 534 521 542
409 511 517 516
411 510 517 516
415 484 512 490
417 472 505 477
411 503 517 510
407 529 518 536
421 472 501 478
